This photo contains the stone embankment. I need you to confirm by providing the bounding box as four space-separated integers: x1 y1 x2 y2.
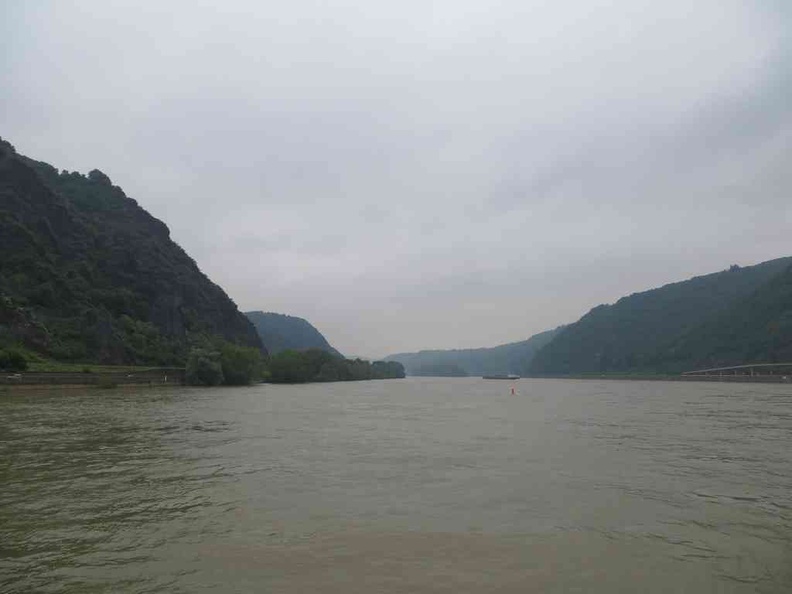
0 368 185 386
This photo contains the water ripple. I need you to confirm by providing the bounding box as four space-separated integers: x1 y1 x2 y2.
2 381 791 592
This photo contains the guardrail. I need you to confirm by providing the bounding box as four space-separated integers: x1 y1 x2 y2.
682 363 792 377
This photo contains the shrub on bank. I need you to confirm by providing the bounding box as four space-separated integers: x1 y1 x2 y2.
0 348 28 371
185 341 265 386
267 349 405 384
185 348 224 386
219 342 264 385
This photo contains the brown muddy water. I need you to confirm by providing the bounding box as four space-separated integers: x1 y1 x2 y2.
1 378 790 592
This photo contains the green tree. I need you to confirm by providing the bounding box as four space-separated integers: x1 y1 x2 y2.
219 342 264 385
185 348 224 386
268 350 311 383
372 360 405 379
346 358 371 380
300 349 337 378
265 350 406 384
316 361 340 382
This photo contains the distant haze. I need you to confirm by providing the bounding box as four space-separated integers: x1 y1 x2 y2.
3 1 790 357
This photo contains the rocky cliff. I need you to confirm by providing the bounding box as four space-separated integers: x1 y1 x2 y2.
0 138 263 364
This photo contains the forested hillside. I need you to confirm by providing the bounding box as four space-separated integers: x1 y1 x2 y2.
0 138 263 365
656 264 792 369
385 328 559 377
530 258 792 375
245 311 342 357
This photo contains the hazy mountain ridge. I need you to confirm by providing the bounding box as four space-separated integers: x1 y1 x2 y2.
0 138 263 364
384 328 560 377
245 311 342 357
530 257 792 375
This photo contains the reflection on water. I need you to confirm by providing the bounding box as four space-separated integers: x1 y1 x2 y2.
1 379 791 593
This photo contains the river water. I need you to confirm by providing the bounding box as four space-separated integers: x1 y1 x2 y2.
1 378 790 593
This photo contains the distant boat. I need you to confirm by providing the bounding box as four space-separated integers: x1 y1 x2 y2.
482 374 520 380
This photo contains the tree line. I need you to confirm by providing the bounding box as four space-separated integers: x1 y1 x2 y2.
184 346 405 386
267 349 405 383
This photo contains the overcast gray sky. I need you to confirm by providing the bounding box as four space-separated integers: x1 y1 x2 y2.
2 1 790 357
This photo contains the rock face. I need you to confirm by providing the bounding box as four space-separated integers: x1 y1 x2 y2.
245 311 342 357
0 138 263 364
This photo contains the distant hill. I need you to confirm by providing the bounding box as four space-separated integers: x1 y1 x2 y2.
409 363 469 377
0 138 263 364
384 328 560 377
530 257 792 375
245 311 342 357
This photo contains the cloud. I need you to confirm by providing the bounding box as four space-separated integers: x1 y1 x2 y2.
2 0 790 356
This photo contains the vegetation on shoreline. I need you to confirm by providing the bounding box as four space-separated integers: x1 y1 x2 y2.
2 342 405 388
0 347 28 371
268 349 405 383
185 342 265 386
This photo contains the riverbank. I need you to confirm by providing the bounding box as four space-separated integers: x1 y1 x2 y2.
4 370 789 388
0 368 185 387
